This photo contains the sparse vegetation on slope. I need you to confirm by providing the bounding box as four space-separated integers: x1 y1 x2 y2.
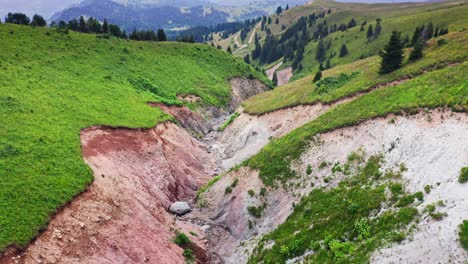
243 31 467 115
249 155 420 263
460 221 468 250
0 23 266 251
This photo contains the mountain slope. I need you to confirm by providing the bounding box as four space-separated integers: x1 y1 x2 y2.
211 0 467 82
0 23 267 252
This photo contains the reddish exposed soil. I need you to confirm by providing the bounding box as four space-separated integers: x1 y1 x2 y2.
3 123 216 264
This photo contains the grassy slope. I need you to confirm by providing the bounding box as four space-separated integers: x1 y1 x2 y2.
297 2 468 80
213 0 467 73
247 61 467 186
243 31 467 114
0 24 267 251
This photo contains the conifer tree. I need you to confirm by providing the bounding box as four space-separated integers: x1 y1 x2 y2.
424 22 434 40
316 39 326 63
326 59 331 69
339 44 348 57
313 70 322 83
79 16 87 33
410 26 420 47
157 29 167 41
227 46 232 54
272 72 278 86
367 24 373 40
31 14 46 27
103 19 109 33
409 37 424 61
379 31 404 74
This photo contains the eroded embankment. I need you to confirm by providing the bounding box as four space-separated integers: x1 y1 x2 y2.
0 77 268 264
6 123 215 264
200 110 468 263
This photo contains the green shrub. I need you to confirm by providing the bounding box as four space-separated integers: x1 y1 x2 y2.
414 191 424 202
225 186 233 194
247 204 265 218
306 165 313 175
260 187 267 196
437 39 448 46
173 232 190 246
459 220 468 250
183 249 195 263
248 190 255 197
315 72 359 94
396 195 415 207
458 167 468 183
424 185 432 194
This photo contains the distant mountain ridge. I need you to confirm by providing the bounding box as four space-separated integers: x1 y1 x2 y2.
50 0 310 32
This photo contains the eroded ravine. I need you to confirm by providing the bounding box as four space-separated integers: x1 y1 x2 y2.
4 75 467 264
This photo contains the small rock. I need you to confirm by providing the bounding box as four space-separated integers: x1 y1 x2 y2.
169 202 191 215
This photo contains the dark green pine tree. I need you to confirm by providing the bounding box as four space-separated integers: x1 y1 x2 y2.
424 22 434 40
319 62 325 71
244 54 250 64
325 59 331 69
379 31 404 74
157 29 167 41
316 39 326 63
409 37 424 61
272 72 278 86
102 19 109 33
79 16 87 33
227 46 232 54
313 70 322 83
275 18 279 24
410 26 420 47
31 14 46 27
339 44 348 57
367 24 374 40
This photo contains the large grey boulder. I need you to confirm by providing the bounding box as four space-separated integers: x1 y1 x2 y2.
169 201 191 215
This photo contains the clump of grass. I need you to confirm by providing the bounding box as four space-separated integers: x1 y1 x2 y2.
183 249 195 263
248 190 255 197
315 72 360 94
458 167 468 183
247 204 266 218
173 232 190 246
225 178 239 195
197 175 221 198
459 220 468 250
218 112 240 132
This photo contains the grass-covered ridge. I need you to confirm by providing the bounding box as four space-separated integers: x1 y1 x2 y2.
247 61 468 187
243 31 467 115
0 23 267 251
249 155 420 263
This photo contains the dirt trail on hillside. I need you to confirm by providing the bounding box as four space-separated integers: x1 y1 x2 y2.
248 23 261 44
265 62 293 86
201 110 468 263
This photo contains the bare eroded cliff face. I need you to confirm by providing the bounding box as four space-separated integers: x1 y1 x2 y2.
199 110 468 264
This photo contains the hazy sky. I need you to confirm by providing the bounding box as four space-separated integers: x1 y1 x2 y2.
0 0 80 19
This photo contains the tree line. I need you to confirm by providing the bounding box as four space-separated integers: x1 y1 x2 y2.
2 12 168 42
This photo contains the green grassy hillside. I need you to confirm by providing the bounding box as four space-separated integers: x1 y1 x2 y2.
243 31 467 114
0 23 267 251
213 0 467 77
